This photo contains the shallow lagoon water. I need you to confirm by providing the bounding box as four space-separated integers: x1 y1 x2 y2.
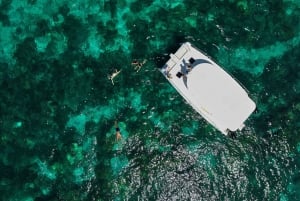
0 0 300 200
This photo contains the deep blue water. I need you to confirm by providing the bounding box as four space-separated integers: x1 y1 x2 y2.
0 0 300 200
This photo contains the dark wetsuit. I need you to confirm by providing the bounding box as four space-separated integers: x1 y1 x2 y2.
116 127 120 132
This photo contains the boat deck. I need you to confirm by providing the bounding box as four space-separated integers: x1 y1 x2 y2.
161 42 256 135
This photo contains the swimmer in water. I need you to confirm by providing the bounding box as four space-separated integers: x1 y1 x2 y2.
115 121 122 141
108 69 121 85
131 59 147 72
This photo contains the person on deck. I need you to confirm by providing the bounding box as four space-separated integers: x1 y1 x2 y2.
186 62 192 73
165 66 172 79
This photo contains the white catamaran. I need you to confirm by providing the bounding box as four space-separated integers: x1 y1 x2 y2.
161 42 256 135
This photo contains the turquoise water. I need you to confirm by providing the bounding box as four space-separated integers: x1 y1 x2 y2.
1 0 300 200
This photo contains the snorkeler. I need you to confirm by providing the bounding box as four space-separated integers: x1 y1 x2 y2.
115 121 122 141
108 69 121 85
131 59 147 72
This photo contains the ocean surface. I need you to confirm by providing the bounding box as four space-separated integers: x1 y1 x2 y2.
1 0 300 200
